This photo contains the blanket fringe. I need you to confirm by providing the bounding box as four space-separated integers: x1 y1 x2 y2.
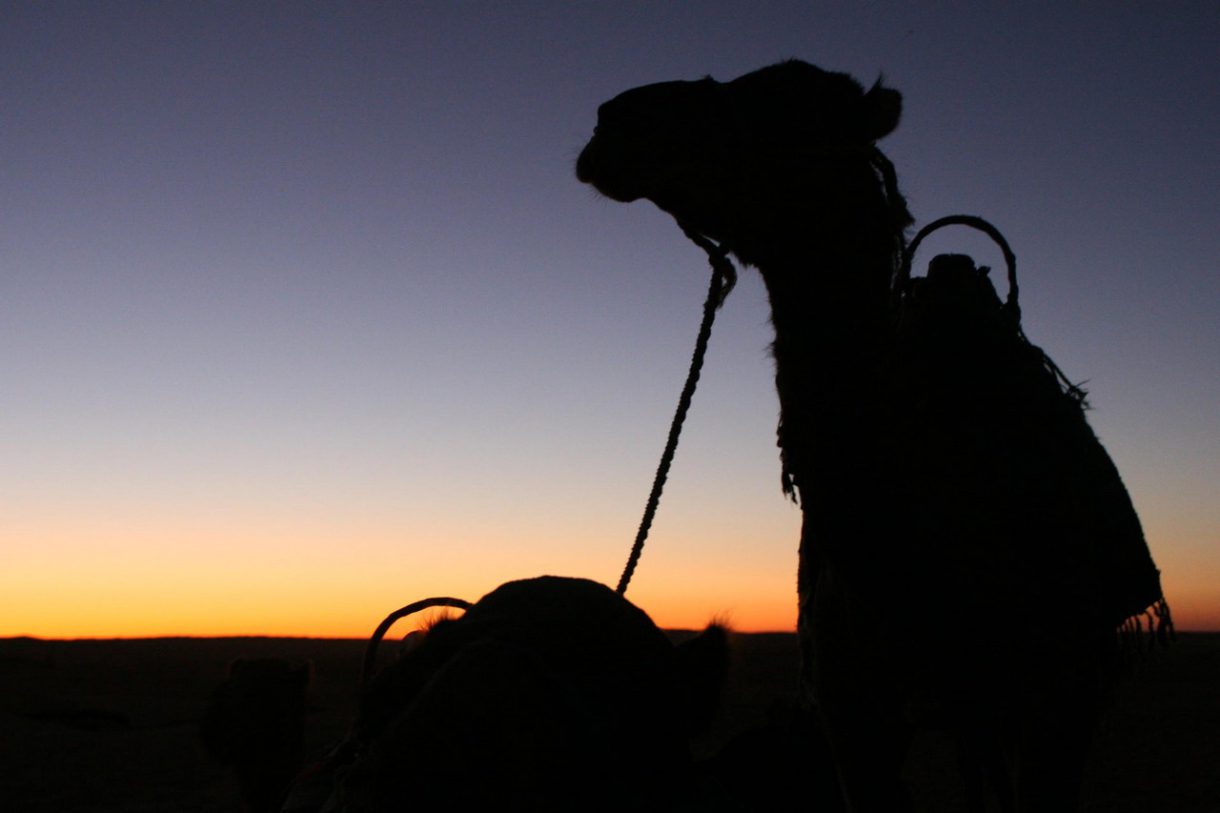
1117 597 1175 656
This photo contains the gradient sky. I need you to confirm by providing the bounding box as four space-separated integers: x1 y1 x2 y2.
3 2 1217 638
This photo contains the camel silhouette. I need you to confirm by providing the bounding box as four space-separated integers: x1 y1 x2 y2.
312 576 728 812
577 60 1169 812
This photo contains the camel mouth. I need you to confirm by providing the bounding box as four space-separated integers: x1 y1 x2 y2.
573 138 597 183
575 139 645 203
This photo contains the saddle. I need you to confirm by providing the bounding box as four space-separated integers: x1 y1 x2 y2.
886 218 1171 655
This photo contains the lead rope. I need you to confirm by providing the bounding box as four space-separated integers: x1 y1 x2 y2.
615 225 736 595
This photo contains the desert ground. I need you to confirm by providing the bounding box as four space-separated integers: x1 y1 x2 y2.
1 632 1216 812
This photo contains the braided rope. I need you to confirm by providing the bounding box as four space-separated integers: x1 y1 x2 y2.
615 227 736 595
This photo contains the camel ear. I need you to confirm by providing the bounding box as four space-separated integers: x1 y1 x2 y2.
675 623 730 734
863 80 902 140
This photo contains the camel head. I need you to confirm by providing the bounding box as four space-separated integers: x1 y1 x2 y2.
577 60 905 266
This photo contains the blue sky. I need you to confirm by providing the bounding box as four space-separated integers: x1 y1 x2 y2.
2 2 1217 635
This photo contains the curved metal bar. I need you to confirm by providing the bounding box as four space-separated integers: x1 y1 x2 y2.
901 215 1019 309
360 596 473 692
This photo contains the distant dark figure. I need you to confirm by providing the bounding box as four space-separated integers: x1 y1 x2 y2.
330 576 728 812
200 657 310 812
577 60 1169 812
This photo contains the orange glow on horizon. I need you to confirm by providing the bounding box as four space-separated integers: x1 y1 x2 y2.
4 518 1216 639
0 608 799 641
0 583 802 640
6 574 1219 640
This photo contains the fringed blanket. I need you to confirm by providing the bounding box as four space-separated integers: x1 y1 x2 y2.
887 252 1171 658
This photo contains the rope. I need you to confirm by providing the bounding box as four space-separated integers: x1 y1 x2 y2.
615 226 736 595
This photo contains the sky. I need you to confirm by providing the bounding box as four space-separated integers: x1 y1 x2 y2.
2 2 1217 638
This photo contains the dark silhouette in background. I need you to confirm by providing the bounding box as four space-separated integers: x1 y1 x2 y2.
577 60 1169 812
200 657 310 812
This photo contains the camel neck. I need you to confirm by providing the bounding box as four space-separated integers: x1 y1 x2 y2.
755 216 900 499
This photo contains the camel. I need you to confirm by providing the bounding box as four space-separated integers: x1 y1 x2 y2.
576 60 1169 811
283 576 729 812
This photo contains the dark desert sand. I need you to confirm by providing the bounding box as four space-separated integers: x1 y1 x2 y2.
1 632 1216 812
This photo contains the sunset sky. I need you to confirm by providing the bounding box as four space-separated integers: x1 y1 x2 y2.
3 3 1217 638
